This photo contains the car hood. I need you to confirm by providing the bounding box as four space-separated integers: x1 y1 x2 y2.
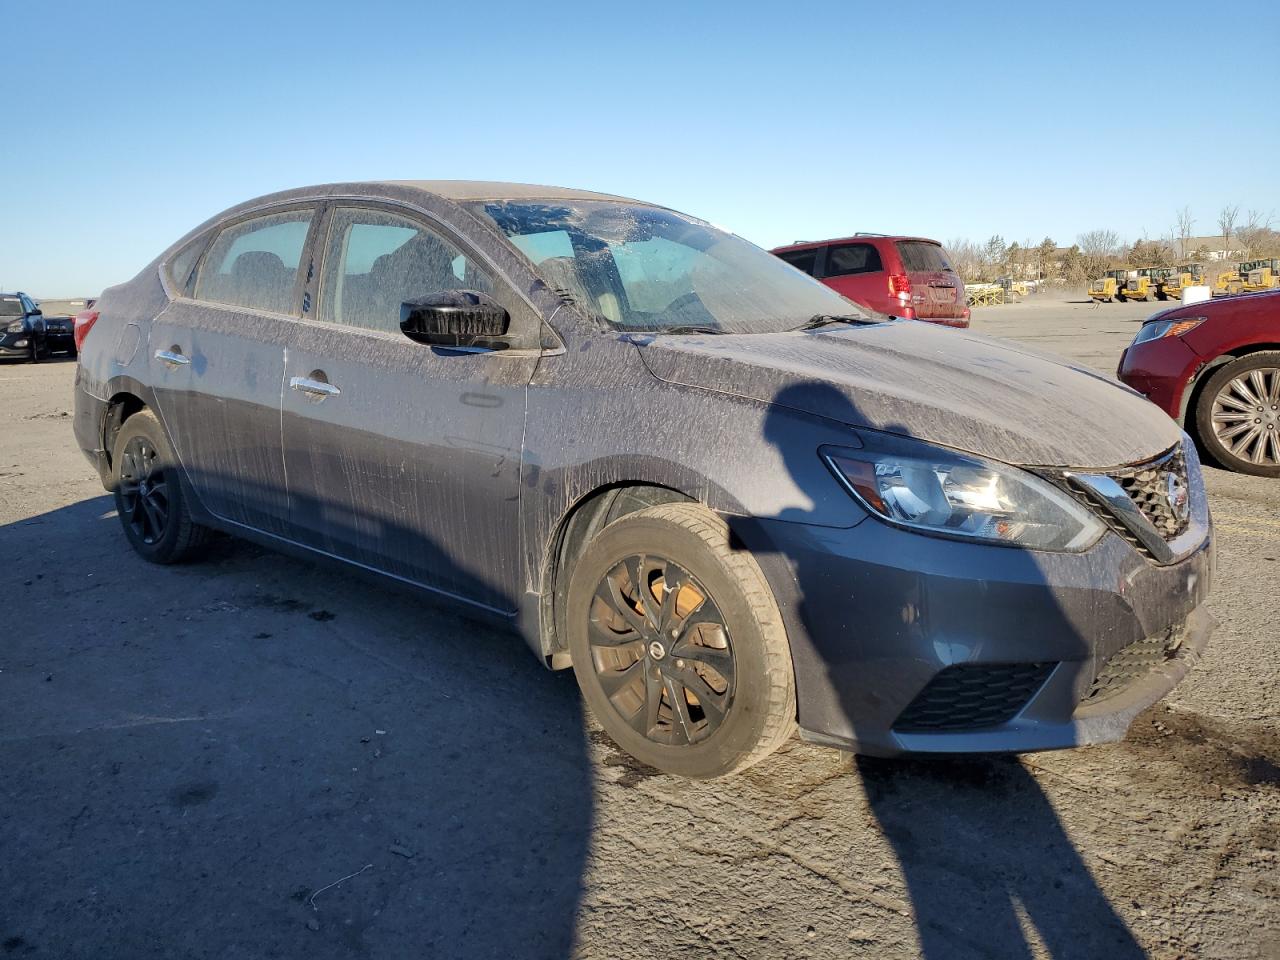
633 320 1181 469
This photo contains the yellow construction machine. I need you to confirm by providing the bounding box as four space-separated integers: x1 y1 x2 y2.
1156 264 1208 300
1214 265 1243 295
1121 270 1159 302
1239 258 1280 293
1088 268 1129 302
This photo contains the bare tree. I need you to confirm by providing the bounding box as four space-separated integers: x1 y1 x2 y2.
944 238 984 282
1128 239 1173 267
1077 228 1122 279
1174 206 1194 259
1218 205 1239 258
1236 210 1279 259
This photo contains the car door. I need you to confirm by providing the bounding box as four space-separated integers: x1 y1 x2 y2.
21 295 45 351
149 206 319 537
279 203 537 613
820 242 887 313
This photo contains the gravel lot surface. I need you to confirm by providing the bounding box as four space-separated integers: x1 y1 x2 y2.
1 302 1276 959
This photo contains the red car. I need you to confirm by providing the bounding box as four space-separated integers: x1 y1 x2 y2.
1118 289 1280 477
771 234 970 327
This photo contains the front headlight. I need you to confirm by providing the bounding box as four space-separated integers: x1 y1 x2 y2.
823 437 1104 552
1131 317 1204 347
4 319 26 333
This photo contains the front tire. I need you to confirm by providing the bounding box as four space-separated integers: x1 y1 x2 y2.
111 408 212 562
1194 352 1280 477
567 502 796 779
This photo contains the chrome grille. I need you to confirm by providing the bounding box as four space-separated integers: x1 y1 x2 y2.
1108 448 1190 541
1056 445 1192 562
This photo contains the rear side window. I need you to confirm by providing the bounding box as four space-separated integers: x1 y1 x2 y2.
824 243 883 277
775 248 819 276
195 210 313 314
318 207 493 334
896 241 953 273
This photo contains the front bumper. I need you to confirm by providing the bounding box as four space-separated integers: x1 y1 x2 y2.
1117 336 1202 421
0 333 32 356
738 511 1214 757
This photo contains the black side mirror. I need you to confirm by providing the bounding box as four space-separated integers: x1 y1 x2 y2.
400 291 509 350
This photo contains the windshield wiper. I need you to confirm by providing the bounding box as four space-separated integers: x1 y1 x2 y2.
657 325 726 335
790 313 867 331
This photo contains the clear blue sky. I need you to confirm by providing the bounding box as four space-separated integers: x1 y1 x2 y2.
3 0 1277 296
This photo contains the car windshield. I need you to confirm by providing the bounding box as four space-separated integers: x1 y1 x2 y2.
0 297 24 316
469 200 876 333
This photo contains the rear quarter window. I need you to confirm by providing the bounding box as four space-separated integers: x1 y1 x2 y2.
896 241 953 273
166 235 208 295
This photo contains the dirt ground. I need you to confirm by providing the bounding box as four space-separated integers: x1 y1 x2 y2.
1 303 1277 960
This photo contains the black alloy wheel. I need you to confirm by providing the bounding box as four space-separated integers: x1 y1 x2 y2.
587 554 734 746
110 408 211 562
567 502 796 779
117 435 170 545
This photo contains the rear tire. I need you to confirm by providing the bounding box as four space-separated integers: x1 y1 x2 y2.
111 408 212 562
566 502 796 779
1194 352 1280 477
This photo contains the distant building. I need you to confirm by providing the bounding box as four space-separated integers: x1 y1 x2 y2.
1174 236 1244 261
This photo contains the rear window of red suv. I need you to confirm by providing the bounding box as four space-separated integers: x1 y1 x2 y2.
896 241 954 272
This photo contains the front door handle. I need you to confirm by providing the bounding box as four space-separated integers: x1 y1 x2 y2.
289 376 341 399
154 348 191 366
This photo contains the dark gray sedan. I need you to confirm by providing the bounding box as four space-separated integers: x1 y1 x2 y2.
72 181 1214 778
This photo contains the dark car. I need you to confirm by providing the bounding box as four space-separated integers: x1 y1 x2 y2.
0 292 50 361
771 234 970 327
1118 289 1280 477
73 181 1213 779
36 298 94 357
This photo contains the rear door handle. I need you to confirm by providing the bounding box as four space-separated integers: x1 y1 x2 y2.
154 349 190 366
289 376 341 399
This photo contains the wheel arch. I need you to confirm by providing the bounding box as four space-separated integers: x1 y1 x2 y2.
536 481 704 668
1181 343 1280 430
99 376 161 486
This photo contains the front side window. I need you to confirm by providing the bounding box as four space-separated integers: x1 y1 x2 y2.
318 207 493 334
824 243 882 277
195 210 313 314
471 200 872 334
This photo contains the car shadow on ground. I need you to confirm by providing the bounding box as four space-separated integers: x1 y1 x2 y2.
742 378 1146 959
0 494 593 959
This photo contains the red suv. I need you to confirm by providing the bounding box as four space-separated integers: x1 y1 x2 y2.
1118 289 1280 477
771 234 970 327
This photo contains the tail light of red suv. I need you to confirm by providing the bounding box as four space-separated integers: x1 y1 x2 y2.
887 273 914 318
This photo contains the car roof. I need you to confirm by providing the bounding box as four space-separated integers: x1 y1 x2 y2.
381 180 641 203
771 235 941 252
